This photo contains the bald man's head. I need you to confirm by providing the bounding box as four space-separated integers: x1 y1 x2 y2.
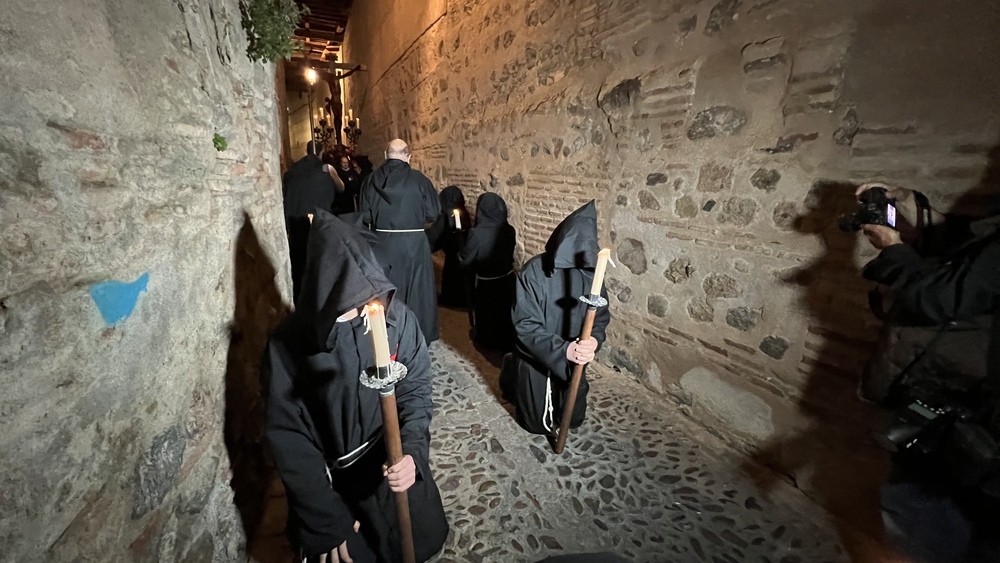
386 139 410 162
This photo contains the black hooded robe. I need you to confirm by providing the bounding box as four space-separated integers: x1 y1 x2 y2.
500 201 611 435
282 153 338 301
359 159 441 343
427 186 472 308
262 211 448 562
458 193 517 351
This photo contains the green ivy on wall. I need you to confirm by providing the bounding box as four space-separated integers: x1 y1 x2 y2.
213 133 228 151
240 0 308 63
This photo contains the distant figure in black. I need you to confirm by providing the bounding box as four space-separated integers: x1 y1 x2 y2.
500 201 611 434
427 186 472 308
282 141 338 301
332 154 360 214
459 193 516 351
359 139 441 343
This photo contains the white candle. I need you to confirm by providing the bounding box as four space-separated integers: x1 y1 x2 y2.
307 213 314 223
349 108 354 120
355 117 360 129
367 301 391 368
590 248 611 296
453 209 462 230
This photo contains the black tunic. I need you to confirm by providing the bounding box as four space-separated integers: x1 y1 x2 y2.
359 159 441 343
282 154 338 302
500 201 611 434
262 211 448 562
427 186 472 308
458 193 516 351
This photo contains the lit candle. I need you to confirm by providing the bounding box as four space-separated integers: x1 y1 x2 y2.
452 208 462 230
590 248 611 297
307 213 314 223
367 301 391 368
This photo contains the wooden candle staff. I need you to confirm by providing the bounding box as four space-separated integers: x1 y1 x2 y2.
554 248 611 454
361 301 416 563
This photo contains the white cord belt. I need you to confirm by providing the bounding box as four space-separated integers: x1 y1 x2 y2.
375 228 424 233
475 270 514 282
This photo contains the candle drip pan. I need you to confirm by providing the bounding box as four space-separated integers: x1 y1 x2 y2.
361 361 409 393
579 295 609 308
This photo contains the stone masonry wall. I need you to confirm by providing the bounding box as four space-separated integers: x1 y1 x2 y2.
0 0 289 560
345 0 1000 525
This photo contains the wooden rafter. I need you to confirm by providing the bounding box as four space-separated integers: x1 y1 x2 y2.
293 0 352 62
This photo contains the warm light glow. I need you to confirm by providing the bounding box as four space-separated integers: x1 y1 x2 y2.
452 208 462 230
305 68 318 85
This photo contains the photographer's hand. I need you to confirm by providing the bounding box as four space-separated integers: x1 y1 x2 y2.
862 224 903 250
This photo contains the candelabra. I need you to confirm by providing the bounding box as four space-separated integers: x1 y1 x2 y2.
344 118 362 151
313 120 336 153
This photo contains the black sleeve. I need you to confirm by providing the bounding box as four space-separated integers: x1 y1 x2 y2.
425 216 446 252
392 305 434 474
262 338 357 556
512 265 573 380
358 177 374 226
421 177 441 224
863 239 1000 325
457 228 482 268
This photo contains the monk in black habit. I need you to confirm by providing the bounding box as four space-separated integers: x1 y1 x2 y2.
458 192 516 351
359 139 441 343
500 201 611 434
262 211 448 563
282 141 339 301
426 185 472 308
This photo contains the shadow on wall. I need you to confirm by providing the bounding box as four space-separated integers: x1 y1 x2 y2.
746 136 1000 560
223 212 289 545
745 180 892 560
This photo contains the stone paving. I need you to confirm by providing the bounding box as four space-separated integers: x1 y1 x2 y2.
250 306 858 563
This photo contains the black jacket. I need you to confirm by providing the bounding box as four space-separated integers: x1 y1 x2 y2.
861 214 1000 404
262 211 444 558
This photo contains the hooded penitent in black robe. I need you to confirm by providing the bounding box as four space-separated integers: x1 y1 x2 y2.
458 193 516 351
359 159 441 343
262 211 448 562
283 153 338 301
426 186 472 308
500 201 611 435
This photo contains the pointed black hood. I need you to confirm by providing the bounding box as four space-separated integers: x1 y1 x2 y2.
544 200 599 274
294 210 396 349
439 185 465 212
475 192 508 227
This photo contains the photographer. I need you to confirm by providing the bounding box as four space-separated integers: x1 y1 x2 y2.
856 182 1000 562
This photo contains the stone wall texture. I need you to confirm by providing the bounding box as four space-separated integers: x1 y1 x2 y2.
0 0 290 560
345 0 1000 524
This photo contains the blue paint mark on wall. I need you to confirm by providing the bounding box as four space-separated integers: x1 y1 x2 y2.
89 273 149 326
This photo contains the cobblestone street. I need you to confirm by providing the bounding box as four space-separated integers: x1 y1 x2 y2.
250 307 879 563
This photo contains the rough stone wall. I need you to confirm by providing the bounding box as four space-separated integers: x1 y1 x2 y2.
345 0 1000 524
0 0 290 560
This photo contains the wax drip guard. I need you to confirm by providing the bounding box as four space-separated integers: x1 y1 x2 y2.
361 360 409 391
579 294 609 308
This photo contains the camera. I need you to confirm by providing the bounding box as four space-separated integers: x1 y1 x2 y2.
874 398 963 454
838 186 898 231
